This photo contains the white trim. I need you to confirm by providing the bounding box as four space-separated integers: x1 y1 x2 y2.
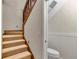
42 0 48 59
48 32 77 38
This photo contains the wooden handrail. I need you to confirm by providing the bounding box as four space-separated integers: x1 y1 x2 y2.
23 0 37 25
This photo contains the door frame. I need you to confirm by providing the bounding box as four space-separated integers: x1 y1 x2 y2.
42 0 48 59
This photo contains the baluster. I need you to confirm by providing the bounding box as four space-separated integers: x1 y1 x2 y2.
30 0 32 9
23 0 37 24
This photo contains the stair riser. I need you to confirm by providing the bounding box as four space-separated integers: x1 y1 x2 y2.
5 31 23 34
3 37 23 41
3 47 28 58
3 55 31 59
21 55 31 59
3 41 25 48
5 30 23 32
4 30 23 35
3 51 31 59
3 30 32 59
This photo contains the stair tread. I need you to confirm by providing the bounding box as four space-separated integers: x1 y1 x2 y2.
3 35 23 38
5 32 23 33
5 31 23 32
3 45 28 54
3 51 31 59
3 39 25 45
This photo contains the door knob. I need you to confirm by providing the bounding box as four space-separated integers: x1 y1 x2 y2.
45 40 47 43
45 0 48 1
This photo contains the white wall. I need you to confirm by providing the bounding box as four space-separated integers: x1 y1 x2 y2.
48 0 77 59
24 0 43 59
48 33 77 59
48 0 77 33
2 0 26 31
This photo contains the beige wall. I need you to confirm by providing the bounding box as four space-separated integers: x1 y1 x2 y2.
2 0 26 31
24 0 43 59
48 0 77 33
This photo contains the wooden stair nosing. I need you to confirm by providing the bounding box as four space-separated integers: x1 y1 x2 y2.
4 30 23 32
3 40 25 48
3 35 23 41
5 32 23 35
3 51 31 59
3 45 28 58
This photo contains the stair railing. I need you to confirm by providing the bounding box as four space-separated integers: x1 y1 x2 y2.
23 0 37 59
23 0 37 25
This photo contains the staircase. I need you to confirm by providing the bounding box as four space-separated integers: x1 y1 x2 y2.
2 0 37 59
2 30 32 59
